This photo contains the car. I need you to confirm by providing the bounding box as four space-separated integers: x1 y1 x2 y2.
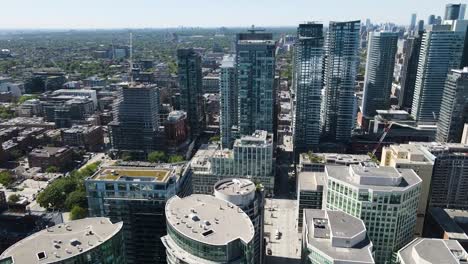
267 248 272 255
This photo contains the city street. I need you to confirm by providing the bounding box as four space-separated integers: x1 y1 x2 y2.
264 198 301 264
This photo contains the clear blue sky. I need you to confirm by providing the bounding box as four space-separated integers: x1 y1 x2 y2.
0 0 463 29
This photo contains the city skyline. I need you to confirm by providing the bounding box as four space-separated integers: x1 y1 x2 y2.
0 0 462 29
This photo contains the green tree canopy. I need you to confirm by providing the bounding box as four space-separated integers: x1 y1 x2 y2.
70 205 87 220
45 166 59 173
17 94 38 104
64 190 87 210
8 194 21 203
168 155 184 163
147 151 167 163
0 171 14 186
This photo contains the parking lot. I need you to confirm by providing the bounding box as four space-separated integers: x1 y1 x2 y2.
264 198 301 264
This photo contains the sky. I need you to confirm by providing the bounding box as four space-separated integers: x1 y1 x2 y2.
0 0 463 29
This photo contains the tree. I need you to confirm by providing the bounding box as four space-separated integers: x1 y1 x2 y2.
147 151 167 163
17 94 38 104
209 135 220 143
168 155 184 163
45 166 59 173
0 171 14 186
8 194 21 203
64 190 87 210
36 177 77 209
70 205 87 220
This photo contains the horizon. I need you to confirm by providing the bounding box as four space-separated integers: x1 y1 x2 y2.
0 0 462 30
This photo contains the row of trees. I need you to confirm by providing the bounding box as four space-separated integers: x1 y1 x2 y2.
36 161 101 220
147 151 184 163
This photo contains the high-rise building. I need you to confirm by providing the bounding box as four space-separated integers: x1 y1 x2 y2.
85 164 191 264
396 238 468 263
236 30 276 136
411 25 466 122
220 55 237 148
301 209 375 264
109 84 161 158
325 165 422 263
445 3 466 20
322 21 360 142
177 48 205 138
0 217 126 264
417 20 425 32
362 32 398 119
399 32 423 111
214 178 264 264
381 144 435 236
191 131 275 195
292 23 324 152
161 194 255 264
297 171 326 231
410 13 417 31
436 68 468 143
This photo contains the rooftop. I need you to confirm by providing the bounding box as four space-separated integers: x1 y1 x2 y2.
304 209 374 263
214 178 256 196
428 207 468 240
91 166 171 182
326 165 421 192
0 217 123 264
30 147 70 158
298 172 326 192
165 194 254 246
397 238 468 264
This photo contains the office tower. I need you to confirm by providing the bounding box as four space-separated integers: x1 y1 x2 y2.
301 209 375 264
161 194 255 264
410 13 417 31
297 171 325 231
381 144 435 236
417 20 425 32
445 3 466 20
214 178 264 264
411 25 465 122
428 15 436 25
396 238 468 263
177 48 205 138
292 23 324 152
362 32 398 119
0 218 125 264
236 30 276 136
322 21 360 142
325 165 422 263
220 55 237 148
436 68 468 143
109 84 161 158
399 33 423 111
86 165 191 264
191 130 275 194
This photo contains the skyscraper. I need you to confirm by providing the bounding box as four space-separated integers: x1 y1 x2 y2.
445 3 466 20
322 21 361 142
411 25 465 122
177 48 205 138
109 84 161 158
236 30 276 136
325 165 421 263
417 20 425 32
436 68 468 143
292 23 324 152
362 32 398 119
220 55 237 148
399 32 423 111
410 13 417 31
161 194 255 264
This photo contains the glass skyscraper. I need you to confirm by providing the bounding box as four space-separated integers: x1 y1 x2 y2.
399 32 423 112
362 32 398 119
322 21 360 142
236 31 276 136
220 55 237 148
292 23 324 153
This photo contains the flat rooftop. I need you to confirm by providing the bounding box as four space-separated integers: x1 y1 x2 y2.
0 217 123 264
428 207 468 240
91 166 171 182
304 209 374 263
214 178 256 196
30 147 70 157
326 165 421 192
298 172 326 191
398 238 468 264
165 194 254 246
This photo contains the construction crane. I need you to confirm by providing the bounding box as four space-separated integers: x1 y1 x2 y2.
371 122 393 156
